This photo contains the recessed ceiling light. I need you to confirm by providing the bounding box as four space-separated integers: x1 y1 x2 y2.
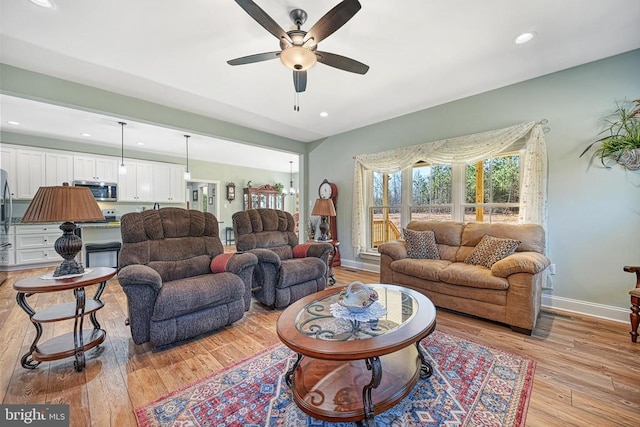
514 32 536 44
29 0 57 9
81 133 91 137
320 111 329 117
7 121 20 125
137 142 145 146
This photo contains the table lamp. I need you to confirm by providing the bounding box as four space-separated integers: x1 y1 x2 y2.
21 183 105 277
311 198 336 241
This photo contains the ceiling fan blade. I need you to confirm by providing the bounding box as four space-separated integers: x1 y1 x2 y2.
293 70 307 93
316 51 369 74
304 0 361 45
227 51 280 66
235 0 292 43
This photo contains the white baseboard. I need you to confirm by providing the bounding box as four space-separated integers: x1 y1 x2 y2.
340 259 379 274
338 259 630 324
541 294 628 324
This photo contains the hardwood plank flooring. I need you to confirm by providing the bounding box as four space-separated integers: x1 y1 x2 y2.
1 265 639 426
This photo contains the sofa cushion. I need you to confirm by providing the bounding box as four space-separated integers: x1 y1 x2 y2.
390 258 451 281
464 235 521 268
152 273 245 321
278 258 326 288
403 228 440 259
438 262 509 290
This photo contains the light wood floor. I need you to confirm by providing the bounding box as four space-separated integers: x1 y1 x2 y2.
1 265 639 427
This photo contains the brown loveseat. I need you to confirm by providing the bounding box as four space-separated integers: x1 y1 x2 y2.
118 208 258 347
378 221 550 334
233 208 332 308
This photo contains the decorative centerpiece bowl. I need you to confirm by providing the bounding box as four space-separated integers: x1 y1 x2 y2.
338 282 379 313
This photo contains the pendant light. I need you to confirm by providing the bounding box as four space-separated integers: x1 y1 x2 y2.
118 121 127 175
287 161 296 195
183 135 191 180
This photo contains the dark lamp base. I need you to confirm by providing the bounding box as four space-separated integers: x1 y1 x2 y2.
53 222 85 277
318 216 330 241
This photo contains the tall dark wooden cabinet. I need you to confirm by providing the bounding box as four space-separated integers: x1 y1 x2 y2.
243 185 285 210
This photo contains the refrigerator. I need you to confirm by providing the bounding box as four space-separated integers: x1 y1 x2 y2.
1 169 12 285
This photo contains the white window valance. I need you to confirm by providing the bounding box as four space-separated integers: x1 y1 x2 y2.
352 121 548 255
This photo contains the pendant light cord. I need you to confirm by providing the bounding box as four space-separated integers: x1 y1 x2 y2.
185 135 190 173
119 121 127 166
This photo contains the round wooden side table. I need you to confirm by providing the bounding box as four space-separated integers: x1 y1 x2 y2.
13 267 116 372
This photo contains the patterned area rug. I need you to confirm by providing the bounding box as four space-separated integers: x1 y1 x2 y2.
135 330 535 427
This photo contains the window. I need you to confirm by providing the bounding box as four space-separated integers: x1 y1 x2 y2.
367 153 520 250
463 153 520 223
353 121 546 256
370 171 402 248
411 163 453 221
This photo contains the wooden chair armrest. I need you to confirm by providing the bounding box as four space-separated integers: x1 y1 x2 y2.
624 266 640 287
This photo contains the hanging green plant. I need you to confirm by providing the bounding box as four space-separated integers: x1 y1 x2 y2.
580 99 640 170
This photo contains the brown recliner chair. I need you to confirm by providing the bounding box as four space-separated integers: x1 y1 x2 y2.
118 208 258 347
232 208 332 308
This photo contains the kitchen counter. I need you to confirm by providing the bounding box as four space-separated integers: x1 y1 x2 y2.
11 218 121 229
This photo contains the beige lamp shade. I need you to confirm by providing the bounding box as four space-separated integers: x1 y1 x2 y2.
22 184 105 223
21 184 105 277
311 198 336 217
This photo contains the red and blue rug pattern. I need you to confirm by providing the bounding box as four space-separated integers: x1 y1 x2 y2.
135 330 535 426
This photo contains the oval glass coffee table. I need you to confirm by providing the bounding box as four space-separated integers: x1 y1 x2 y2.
276 284 436 426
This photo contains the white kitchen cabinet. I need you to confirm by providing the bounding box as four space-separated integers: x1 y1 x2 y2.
0 226 15 266
152 163 186 203
73 155 118 183
15 224 63 265
118 160 153 202
15 149 45 199
45 152 74 186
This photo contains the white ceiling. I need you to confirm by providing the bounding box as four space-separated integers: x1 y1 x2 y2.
1 0 639 171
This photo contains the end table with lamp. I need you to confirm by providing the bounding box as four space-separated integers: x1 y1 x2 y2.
15 183 114 371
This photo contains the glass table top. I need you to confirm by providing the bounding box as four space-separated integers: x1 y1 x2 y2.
294 285 418 341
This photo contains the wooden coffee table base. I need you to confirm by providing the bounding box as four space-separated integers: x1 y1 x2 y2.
286 344 431 426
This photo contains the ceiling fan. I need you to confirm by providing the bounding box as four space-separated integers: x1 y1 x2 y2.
227 0 369 96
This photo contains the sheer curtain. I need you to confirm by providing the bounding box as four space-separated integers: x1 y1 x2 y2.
352 121 547 255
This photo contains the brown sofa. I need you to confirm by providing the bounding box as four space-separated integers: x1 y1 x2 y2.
378 221 550 334
118 208 258 347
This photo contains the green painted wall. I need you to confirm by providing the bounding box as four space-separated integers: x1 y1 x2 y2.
307 49 640 311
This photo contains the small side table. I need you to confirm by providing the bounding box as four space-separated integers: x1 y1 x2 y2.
13 267 116 372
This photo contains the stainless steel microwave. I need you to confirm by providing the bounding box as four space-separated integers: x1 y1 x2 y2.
73 181 118 202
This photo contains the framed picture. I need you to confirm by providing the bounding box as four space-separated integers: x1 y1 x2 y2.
193 190 198 201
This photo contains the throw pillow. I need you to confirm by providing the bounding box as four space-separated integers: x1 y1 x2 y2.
465 235 521 268
403 228 440 259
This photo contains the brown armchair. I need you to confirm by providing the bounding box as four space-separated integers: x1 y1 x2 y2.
118 208 258 347
625 266 640 343
232 208 332 308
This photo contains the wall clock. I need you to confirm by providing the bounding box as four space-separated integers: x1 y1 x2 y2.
226 182 236 202
318 179 340 266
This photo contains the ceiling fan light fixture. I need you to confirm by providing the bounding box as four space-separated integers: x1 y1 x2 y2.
280 46 317 71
